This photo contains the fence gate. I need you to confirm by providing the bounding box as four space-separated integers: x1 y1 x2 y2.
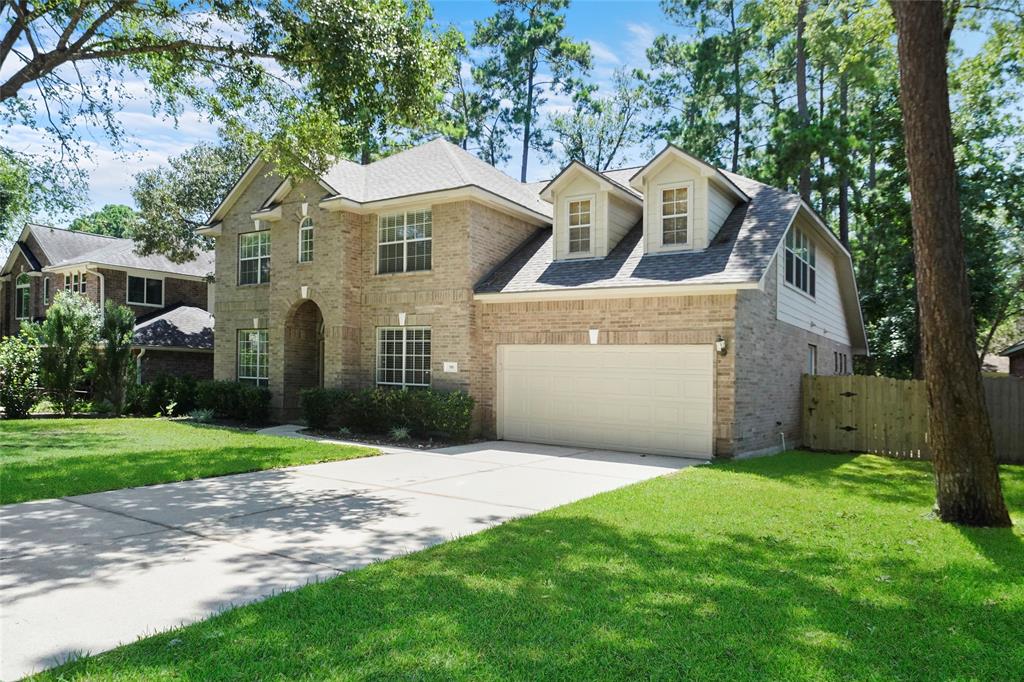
802 374 1022 464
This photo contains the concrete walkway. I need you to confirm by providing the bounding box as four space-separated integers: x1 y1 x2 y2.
0 439 699 680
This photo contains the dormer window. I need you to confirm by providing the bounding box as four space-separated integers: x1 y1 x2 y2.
568 197 593 255
660 184 690 246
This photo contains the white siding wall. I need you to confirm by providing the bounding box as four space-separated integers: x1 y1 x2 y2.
775 214 852 345
607 194 642 251
707 182 735 243
553 173 603 260
641 157 710 252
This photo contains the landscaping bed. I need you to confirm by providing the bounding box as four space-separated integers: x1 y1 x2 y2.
0 418 377 504
32 452 1024 680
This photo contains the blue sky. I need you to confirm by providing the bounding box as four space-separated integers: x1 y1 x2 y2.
7 0 987 222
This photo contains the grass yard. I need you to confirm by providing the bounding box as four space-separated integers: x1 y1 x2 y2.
0 418 377 504
33 452 1024 681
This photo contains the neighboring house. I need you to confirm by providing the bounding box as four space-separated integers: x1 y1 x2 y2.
1001 340 1024 378
0 223 216 381
201 139 867 458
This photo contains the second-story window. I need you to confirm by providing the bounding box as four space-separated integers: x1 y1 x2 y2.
298 217 314 263
239 231 271 285
661 185 690 246
15 274 30 319
785 227 816 297
127 275 164 306
377 209 432 274
568 199 592 254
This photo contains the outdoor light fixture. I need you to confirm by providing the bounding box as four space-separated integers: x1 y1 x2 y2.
398 312 407 326
301 285 309 299
252 317 260 328
715 335 728 355
589 329 599 345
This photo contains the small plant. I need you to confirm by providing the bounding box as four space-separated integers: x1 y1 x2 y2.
388 425 411 441
0 332 40 419
91 399 116 415
337 426 353 438
164 400 178 417
189 408 215 423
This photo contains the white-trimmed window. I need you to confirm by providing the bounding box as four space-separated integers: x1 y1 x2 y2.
377 209 432 274
376 327 431 388
807 344 817 375
239 231 271 285
15 274 30 319
785 228 816 297
127 275 163 306
66 272 86 294
298 217 314 263
566 198 593 254
237 329 269 387
43 277 50 305
661 184 690 246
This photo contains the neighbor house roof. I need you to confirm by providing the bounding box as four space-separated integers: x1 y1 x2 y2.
1001 340 1024 357
476 172 799 294
133 305 214 350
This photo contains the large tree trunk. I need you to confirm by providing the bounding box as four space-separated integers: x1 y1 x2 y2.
890 0 1010 527
795 0 811 204
730 0 741 173
520 57 536 182
838 70 850 249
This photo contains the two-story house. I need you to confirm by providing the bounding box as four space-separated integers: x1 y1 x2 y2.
202 139 867 459
0 224 215 381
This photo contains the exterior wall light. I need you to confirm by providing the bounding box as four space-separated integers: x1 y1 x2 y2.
588 329 599 345
716 335 728 355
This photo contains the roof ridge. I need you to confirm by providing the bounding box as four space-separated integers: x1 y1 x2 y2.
438 138 471 185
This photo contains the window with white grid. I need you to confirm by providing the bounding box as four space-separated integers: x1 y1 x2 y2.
239 231 271 285
298 217 314 263
237 329 268 387
376 327 431 388
377 210 432 274
567 198 592 254
661 184 689 246
785 227 816 297
15 274 30 319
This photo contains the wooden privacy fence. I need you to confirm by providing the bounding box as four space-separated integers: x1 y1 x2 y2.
802 374 1024 464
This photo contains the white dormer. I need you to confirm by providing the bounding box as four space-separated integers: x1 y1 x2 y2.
629 144 748 255
540 162 643 261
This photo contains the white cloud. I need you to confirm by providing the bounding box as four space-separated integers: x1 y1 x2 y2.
587 39 621 65
624 22 657 67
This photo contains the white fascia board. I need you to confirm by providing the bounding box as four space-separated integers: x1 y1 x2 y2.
197 223 222 238
250 205 282 222
320 185 552 225
540 162 642 206
43 262 209 282
629 144 749 203
474 281 758 304
206 156 263 225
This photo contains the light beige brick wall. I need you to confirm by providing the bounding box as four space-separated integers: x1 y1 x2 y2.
734 263 853 456
473 294 739 455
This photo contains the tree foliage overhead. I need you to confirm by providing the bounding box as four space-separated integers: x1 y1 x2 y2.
0 0 460 239
472 0 592 181
68 204 137 238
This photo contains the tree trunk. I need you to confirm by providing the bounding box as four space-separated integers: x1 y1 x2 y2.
520 57 536 182
796 0 811 204
890 0 1011 527
730 0 741 173
838 68 850 249
818 62 828 217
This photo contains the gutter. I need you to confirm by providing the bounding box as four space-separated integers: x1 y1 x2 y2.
135 347 146 384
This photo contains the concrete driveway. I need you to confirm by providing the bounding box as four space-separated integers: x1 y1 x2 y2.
0 440 699 680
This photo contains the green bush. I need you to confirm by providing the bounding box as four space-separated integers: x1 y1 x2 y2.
27 291 100 416
0 333 40 418
299 387 474 441
134 374 198 416
196 380 271 424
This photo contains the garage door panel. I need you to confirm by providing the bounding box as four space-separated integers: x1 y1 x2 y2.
499 344 714 459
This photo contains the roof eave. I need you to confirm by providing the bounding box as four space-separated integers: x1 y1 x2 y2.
628 143 750 203
319 184 552 225
474 280 759 303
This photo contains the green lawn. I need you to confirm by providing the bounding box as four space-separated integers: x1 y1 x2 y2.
33 452 1024 681
0 418 377 504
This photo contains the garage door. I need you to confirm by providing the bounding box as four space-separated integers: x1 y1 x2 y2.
498 344 715 458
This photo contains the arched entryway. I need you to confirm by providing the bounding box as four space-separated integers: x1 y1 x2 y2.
283 299 324 418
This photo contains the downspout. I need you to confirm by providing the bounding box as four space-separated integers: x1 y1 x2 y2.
136 347 147 384
85 266 105 318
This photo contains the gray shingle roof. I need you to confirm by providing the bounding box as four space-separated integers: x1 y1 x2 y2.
1001 340 1024 357
28 225 214 278
475 173 800 294
133 305 214 350
319 139 552 219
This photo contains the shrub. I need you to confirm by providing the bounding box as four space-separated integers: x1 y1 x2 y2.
388 425 411 441
27 291 100 415
189 408 215 423
0 333 40 418
299 386 474 441
196 380 271 424
140 374 198 416
94 301 136 415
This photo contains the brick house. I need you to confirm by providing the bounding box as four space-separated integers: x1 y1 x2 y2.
0 224 215 381
202 139 867 458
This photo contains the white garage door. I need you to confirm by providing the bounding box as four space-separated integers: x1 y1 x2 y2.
498 344 715 458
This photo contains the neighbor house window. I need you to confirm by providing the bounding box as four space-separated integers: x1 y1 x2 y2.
127 275 163 306
65 272 86 294
15 274 30 319
376 327 431 388
237 329 268 387
661 184 690 246
377 209 432 274
239 231 271 285
785 228 816 297
64 274 70 292
567 198 592 254
807 344 818 375
298 217 314 263
43 277 50 305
